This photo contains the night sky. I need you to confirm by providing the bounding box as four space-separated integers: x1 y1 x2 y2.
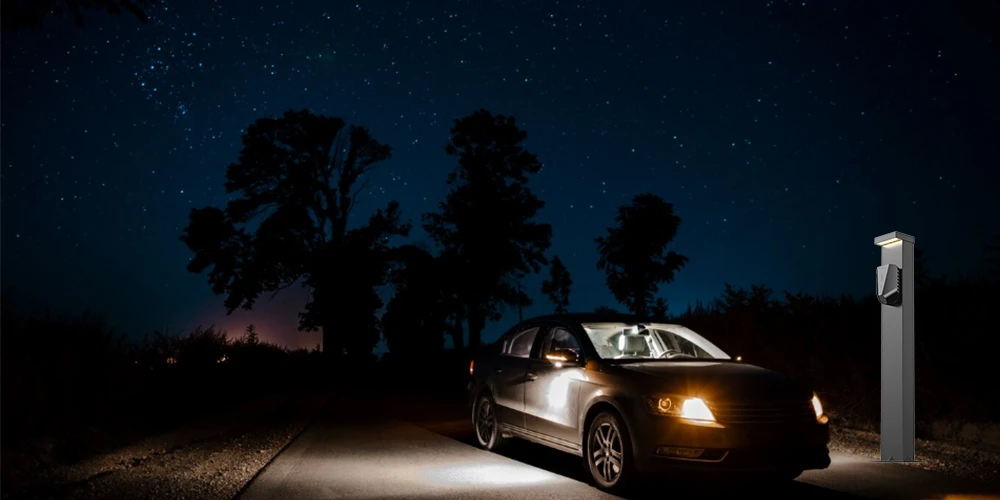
2 0 998 349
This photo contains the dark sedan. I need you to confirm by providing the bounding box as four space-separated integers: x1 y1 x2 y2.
467 313 830 494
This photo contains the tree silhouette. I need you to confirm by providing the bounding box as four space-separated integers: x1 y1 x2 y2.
181 109 409 366
985 234 1000 280
298 207 409 362
715 283 748 312
913 246 930 289
541 255 572 314
423 109 552 348
595 193 689 316
594 305 619 316
243 324 259 345
650 297 669 318
381 244 449 355
748 284 776 312
1 0 153 31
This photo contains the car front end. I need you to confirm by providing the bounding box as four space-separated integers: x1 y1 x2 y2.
627 390 830 476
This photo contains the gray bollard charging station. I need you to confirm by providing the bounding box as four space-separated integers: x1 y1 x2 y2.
874 231 916 462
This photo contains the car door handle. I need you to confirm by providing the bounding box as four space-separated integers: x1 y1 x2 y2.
526 372 538 381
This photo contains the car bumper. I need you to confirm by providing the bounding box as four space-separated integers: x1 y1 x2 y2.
629 411 831 474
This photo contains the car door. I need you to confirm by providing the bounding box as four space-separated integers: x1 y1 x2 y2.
524 324 587 445
491 325 540 429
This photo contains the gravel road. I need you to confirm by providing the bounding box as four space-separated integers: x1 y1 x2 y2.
9 390 329 500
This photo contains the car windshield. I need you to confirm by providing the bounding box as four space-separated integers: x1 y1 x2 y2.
581 322 730 360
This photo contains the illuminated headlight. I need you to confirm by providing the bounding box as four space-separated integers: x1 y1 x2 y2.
643 395 715 423
811 393 825 421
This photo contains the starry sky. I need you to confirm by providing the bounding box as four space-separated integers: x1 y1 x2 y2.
2 0 998 350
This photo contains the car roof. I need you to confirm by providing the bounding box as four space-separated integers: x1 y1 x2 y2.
524 312 671 327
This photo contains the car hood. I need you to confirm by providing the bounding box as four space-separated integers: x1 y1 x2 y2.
614 361 812 403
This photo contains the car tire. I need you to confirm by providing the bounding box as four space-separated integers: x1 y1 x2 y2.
585 411 638 494
472 394 506 451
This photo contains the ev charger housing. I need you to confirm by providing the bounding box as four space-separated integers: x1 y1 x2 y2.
874 231 916 462
876 264 902 306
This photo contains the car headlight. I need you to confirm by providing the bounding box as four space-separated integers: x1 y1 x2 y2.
811 393 824 420
643 395 715 423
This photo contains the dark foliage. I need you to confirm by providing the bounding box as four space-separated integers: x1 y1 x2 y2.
422 109 552 347
913 247 930 288
677 274 1000 431
244 323 260 345
379 346 483 394
541 255 573 314
649 297 669 317
0 302 324 479
298 203 410 362
596 193 689 315
986 233 1000 279
181 109 409 363
0 0 153 30
381 244 450 358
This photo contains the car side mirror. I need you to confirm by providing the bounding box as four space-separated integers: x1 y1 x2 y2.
544 348 581 367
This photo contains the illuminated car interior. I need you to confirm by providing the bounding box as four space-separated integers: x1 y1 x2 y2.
581 322 731 360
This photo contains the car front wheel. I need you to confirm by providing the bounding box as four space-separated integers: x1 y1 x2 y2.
473 394 506 451
586 411 638 493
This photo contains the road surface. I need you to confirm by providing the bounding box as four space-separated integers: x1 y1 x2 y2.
239 393 999 500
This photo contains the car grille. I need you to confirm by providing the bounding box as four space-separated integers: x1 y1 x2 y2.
706 400 816 424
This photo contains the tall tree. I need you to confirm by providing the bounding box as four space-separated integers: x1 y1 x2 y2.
650 297 669 318
181 109 409 366
1 0 154 30
748 284 776 312
715 283 748 312
596 193 689 316
594 305 619 316
243 324 259 345
423 109 552 348
541 255 572 314
381 244 450 356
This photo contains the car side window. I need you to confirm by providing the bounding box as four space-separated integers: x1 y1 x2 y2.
505 327 539 358
539 327 583 359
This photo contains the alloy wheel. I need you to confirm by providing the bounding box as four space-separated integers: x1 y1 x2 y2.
589 422 623 484
475 399 495 446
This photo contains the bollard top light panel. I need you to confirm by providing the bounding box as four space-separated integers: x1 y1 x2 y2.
874 231 915 248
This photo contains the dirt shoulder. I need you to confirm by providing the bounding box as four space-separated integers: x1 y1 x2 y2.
828 424 999 485
5 389 329 500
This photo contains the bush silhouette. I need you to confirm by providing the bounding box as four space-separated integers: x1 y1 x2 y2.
678 275 999 429
0 301 325 472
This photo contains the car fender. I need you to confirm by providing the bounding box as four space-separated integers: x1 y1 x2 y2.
579 394 640 454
